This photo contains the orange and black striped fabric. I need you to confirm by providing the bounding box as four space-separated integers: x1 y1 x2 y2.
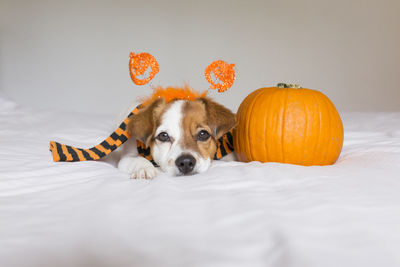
50 107 234 164
214 130 234 160
49 107 139 162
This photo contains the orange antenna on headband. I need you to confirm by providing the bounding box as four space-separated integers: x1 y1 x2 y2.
129 52 159 86
205 60 235 92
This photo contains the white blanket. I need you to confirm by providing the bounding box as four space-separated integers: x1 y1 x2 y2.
1 96 400 267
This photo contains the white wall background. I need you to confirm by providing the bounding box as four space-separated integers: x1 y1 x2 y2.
1 0 399 115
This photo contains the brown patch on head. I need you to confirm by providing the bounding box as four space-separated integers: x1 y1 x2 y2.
127 98 166 146
181 97 236 160
196 97 237 138
181 101 216 159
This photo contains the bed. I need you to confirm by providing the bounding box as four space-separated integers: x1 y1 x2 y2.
1 94 400 267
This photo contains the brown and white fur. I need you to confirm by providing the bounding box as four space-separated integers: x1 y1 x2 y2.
117 97 236 178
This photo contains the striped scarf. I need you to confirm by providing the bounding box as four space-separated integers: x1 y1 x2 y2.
49 106 233 165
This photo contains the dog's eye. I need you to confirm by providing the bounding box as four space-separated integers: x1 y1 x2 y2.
197 130 210 141
156 132 170 142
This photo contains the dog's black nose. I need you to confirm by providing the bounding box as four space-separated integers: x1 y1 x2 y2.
175 154 196 174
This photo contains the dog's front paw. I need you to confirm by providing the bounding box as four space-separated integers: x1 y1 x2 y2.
130 164 157 179
118 156 157 179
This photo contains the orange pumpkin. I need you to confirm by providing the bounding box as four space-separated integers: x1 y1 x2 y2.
233 83 344 166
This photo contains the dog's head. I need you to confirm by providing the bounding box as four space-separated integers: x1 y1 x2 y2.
128 97 236 176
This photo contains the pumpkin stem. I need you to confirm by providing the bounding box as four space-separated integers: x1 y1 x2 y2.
277 83 301 89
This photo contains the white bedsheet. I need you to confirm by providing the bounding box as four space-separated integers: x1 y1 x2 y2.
1 95 400 267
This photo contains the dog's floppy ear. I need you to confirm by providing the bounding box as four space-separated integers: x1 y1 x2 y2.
197 97 237 139
128 98 166 145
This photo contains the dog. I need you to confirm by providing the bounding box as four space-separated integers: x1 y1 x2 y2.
117 96 236 178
